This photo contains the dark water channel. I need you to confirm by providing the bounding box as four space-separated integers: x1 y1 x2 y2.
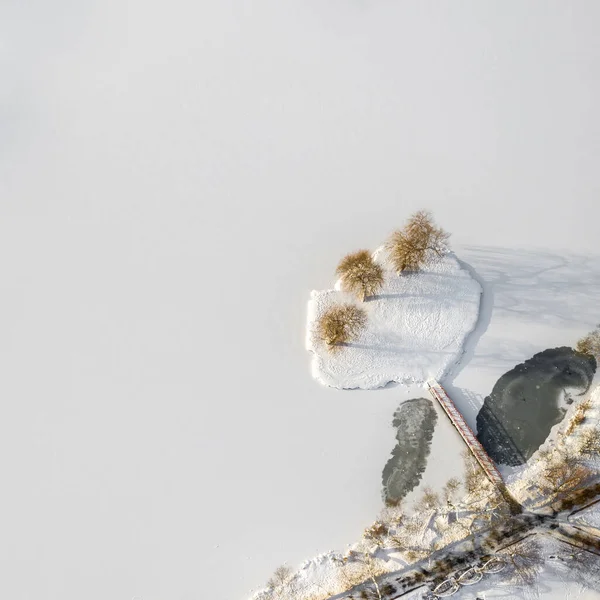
476 347 597 466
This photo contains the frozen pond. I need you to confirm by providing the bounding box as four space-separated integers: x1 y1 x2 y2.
476 347 597 465
381 398 437 505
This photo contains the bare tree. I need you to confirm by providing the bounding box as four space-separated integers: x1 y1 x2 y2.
386 512 433 562
336 250 384 301
576 325 600 360
317 303 367 348
363 521 389 543
386 211 450 274
413 486 441 512
267 565 293 589
338 552 388 600
378 501 406 528
576 427 600 456
499 537 543 585
530 449 594 511
442 478 461 504
460 450 512 528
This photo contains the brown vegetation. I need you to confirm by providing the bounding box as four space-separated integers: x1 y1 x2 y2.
336 552 389 600
576 326 600 360
577 427 600 457
317 303 367 348
531 448 595 511
566 397 593 435
386 210 449 274
336 250 384 301
363 521 389 542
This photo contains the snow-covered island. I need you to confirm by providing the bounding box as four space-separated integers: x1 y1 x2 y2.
306 249 481 389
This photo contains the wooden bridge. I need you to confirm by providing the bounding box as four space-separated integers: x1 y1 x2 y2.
427 379 504 488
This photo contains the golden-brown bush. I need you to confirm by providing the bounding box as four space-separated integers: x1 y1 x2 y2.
336 250 384 301
317 304 367 348
362 521 389 542
576 326 600 360
576 428 600 457
386 210 449 274
566 397 593 435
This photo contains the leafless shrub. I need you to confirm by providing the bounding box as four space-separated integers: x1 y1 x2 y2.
576 325 600 360
530 448 595 510
363 521 389 542
317 303 367 348
442 478 461 504
336 552 389 600
566 397 593 435
462 451 493 500
267 564 293 589
462 450 484 496
461 450 512 524
336 250 385 301
413 486 441 512
378 502 406 528
387 513 430 560
577 427 600 456
386 210 450 274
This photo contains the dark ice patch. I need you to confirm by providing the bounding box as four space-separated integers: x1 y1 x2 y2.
382 398 437 505
476 347 596 466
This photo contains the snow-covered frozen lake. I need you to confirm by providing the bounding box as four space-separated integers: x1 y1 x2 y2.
2 2 600 600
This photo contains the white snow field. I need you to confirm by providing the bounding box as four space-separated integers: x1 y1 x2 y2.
306 251 481 389
3 2 600 600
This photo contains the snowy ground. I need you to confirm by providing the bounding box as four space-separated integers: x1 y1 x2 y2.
252 384 600 600
306 251 481 389
437 534 600 600
3 3 600 600
448 246 600 441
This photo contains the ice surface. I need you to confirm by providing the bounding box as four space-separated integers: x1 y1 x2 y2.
4 2 600 600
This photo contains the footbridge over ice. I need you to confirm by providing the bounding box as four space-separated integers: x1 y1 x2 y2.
426 380 526 520
427 379 504 488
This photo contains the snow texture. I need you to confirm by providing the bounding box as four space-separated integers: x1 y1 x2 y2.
306 250 482 389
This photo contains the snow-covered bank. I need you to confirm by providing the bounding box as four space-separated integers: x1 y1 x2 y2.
306 252 482 389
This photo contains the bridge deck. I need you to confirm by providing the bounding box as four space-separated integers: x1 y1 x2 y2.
427 379 504 488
